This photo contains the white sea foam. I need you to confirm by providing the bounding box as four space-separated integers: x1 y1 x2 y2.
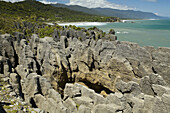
116 31 129 34
46 23 55 25
121 20 135 23
123 32 129 34
58 22 108 26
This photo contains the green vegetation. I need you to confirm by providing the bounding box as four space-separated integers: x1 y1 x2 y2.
76 104 80 110
38 25 59 38
0 0 119 22
88 26 97 30
102 32 106 37
0 0 119 37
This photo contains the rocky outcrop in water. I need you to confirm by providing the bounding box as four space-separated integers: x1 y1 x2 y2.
0 28 170 113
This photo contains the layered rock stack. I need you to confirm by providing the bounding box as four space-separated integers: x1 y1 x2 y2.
0 28 170 113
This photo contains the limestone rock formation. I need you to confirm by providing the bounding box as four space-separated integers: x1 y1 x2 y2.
0 27 170 113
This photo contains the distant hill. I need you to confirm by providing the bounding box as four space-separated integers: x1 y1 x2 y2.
0 0 120 35
51 3 102 16
52 3 165 19
94 8 164 19
0 0 118 22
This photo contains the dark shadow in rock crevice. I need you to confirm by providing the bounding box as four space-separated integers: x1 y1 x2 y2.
0 102 10 113
30 98 38 108
11 42 19 68
79 79 114 94
89 56 95 71
0 106 6 113
58 63 69 89
152 67 157 74
33 57 42 75
0 62 4 74
17 75 25 100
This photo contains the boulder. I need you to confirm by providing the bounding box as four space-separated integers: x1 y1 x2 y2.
116 80 141 96
53 29 60 42
152 84 170 96
78 105 92 113
140 76 154 96
149 74 167 86
63 98 77 113
109 29 115 35
106 93 122 106
144 95 156 113
9 73 20 95
152 97 168 113
93 104 122 113
47 89 62 103
161 94 170 112
64 83 81 99
73 96 94 108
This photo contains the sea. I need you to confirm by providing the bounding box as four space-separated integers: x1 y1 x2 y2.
58 19 170 48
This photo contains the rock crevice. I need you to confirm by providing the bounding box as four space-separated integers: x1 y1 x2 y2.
0 28 170 112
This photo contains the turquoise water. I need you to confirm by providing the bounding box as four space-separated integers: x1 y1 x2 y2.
80 20 170 47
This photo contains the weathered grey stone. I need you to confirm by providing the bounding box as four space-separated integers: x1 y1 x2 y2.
46 98 60 113
152 97 168 113
73 96 94 108
35 96 68 113
23 73 41 103
76 30 86 41
74 83 106 105
161 94 170 112
116 80 141 96
109 29 115 35
9 73 20 95
39 77 52 96
106 94 122 106
109 34 117 41
93 104 122 113
67 29 77 38
53 29 60 42
140 76 154 95
4 64 10 76
9 73 19 84
47 89 62 103
151 47 170 85
144 95 156 113
34 94 47 111
64 83 81 99
149 74 167 86
1 27 170 113
78 105 91 113
126 97 144 113
64 98 77 113
152 84 170 96
15 65 29 79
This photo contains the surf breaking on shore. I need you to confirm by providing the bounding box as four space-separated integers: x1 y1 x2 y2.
58 22 108 26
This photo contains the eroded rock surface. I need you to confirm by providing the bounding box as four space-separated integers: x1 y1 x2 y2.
0 29 170 113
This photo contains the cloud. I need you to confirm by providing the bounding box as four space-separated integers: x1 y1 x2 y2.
154 13 158 15
67 0 134 10
145 0 157 2
39 0 57 4
2 0 24 3
2 0 57 4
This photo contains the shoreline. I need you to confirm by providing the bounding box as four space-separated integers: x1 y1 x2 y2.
48 19 159 26
57 22 109 27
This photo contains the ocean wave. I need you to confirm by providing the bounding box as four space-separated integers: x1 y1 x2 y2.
116 31 129 34
58 22 108 26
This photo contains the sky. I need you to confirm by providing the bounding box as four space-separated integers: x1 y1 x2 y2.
2 0 170 17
